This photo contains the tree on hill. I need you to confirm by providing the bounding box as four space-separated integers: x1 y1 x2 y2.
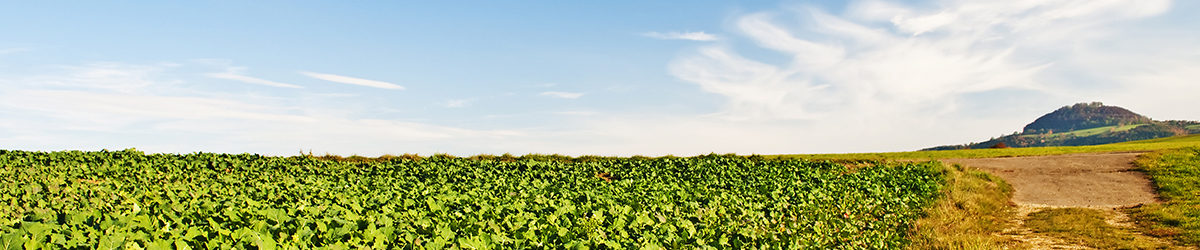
1023 102 1152 133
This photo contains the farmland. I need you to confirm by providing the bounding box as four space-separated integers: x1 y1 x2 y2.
5 135 1200 248
780 134 1200 161
1018 124 1146 139
0 150 942 249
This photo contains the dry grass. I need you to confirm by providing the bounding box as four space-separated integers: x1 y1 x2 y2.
1025 208 1173 249
907 163 1025 249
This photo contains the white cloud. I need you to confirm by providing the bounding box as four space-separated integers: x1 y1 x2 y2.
679 0 1179 120
2 1 1196 156
675 9 1065 122
444 99 472 108
1101 59 1200 120
206 68 302 88
7 62 178 94
0 62 523 156
300 71 405 90
0 89 523 155
642 31 719 41
553 111 596 116
660 0 1195 151
1 90 314 131
539 91 584 99
0 47 30 55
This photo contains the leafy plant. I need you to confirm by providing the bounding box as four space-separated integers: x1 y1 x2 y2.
0 150 943 248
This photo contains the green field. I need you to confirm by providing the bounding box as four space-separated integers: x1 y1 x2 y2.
1130 147 1200 245
0 151 942 249
1018 124 1146 139
778 134 1200 160
3 135 1199 248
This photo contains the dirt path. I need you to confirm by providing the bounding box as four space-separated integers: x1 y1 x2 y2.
944 152 1166 249
944 152 1157 208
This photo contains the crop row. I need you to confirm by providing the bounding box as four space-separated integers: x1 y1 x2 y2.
0 149 943 249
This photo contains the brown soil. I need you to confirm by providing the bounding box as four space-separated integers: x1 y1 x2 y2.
944 152 1157 208
943 152 1183 249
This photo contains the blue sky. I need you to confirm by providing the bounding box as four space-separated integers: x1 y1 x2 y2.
2 1 1198 156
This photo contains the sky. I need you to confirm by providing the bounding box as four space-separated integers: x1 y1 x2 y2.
1 0 1198 156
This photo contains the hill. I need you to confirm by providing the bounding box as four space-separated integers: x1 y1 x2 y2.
1022 102 1152 133
924 102 1200 151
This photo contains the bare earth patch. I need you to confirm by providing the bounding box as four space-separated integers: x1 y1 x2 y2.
945 152 1156 208
944 152 1190 249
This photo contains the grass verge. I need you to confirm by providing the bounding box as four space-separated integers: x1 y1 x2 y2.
1129 147 1200 246
1025 208 1169 248
907 163 1022 249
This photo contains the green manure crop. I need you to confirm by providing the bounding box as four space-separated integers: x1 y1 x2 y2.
0 150 943 249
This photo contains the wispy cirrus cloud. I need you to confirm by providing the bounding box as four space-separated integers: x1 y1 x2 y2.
655 0 1195 151
443 99 472 108
0 62 522 155
539 91 584 99
642 31 719 41
2 1 1195 157
672 0 1178 121
206 67 303 88
553 111 596 116
300 71 405 90
0 47 31 55
0 88 523 154
12 62 175 94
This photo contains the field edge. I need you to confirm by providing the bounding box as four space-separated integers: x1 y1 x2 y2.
905 163 1023 249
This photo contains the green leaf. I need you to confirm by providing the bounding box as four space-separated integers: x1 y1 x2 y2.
182 227 203 240
635 213 653 226
602 240 622 249
427 236 447 250
144 239 173 250
123 241 145 250
174 240 192 250
1 232 27 250
249 231 277 250
457 237 483 250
